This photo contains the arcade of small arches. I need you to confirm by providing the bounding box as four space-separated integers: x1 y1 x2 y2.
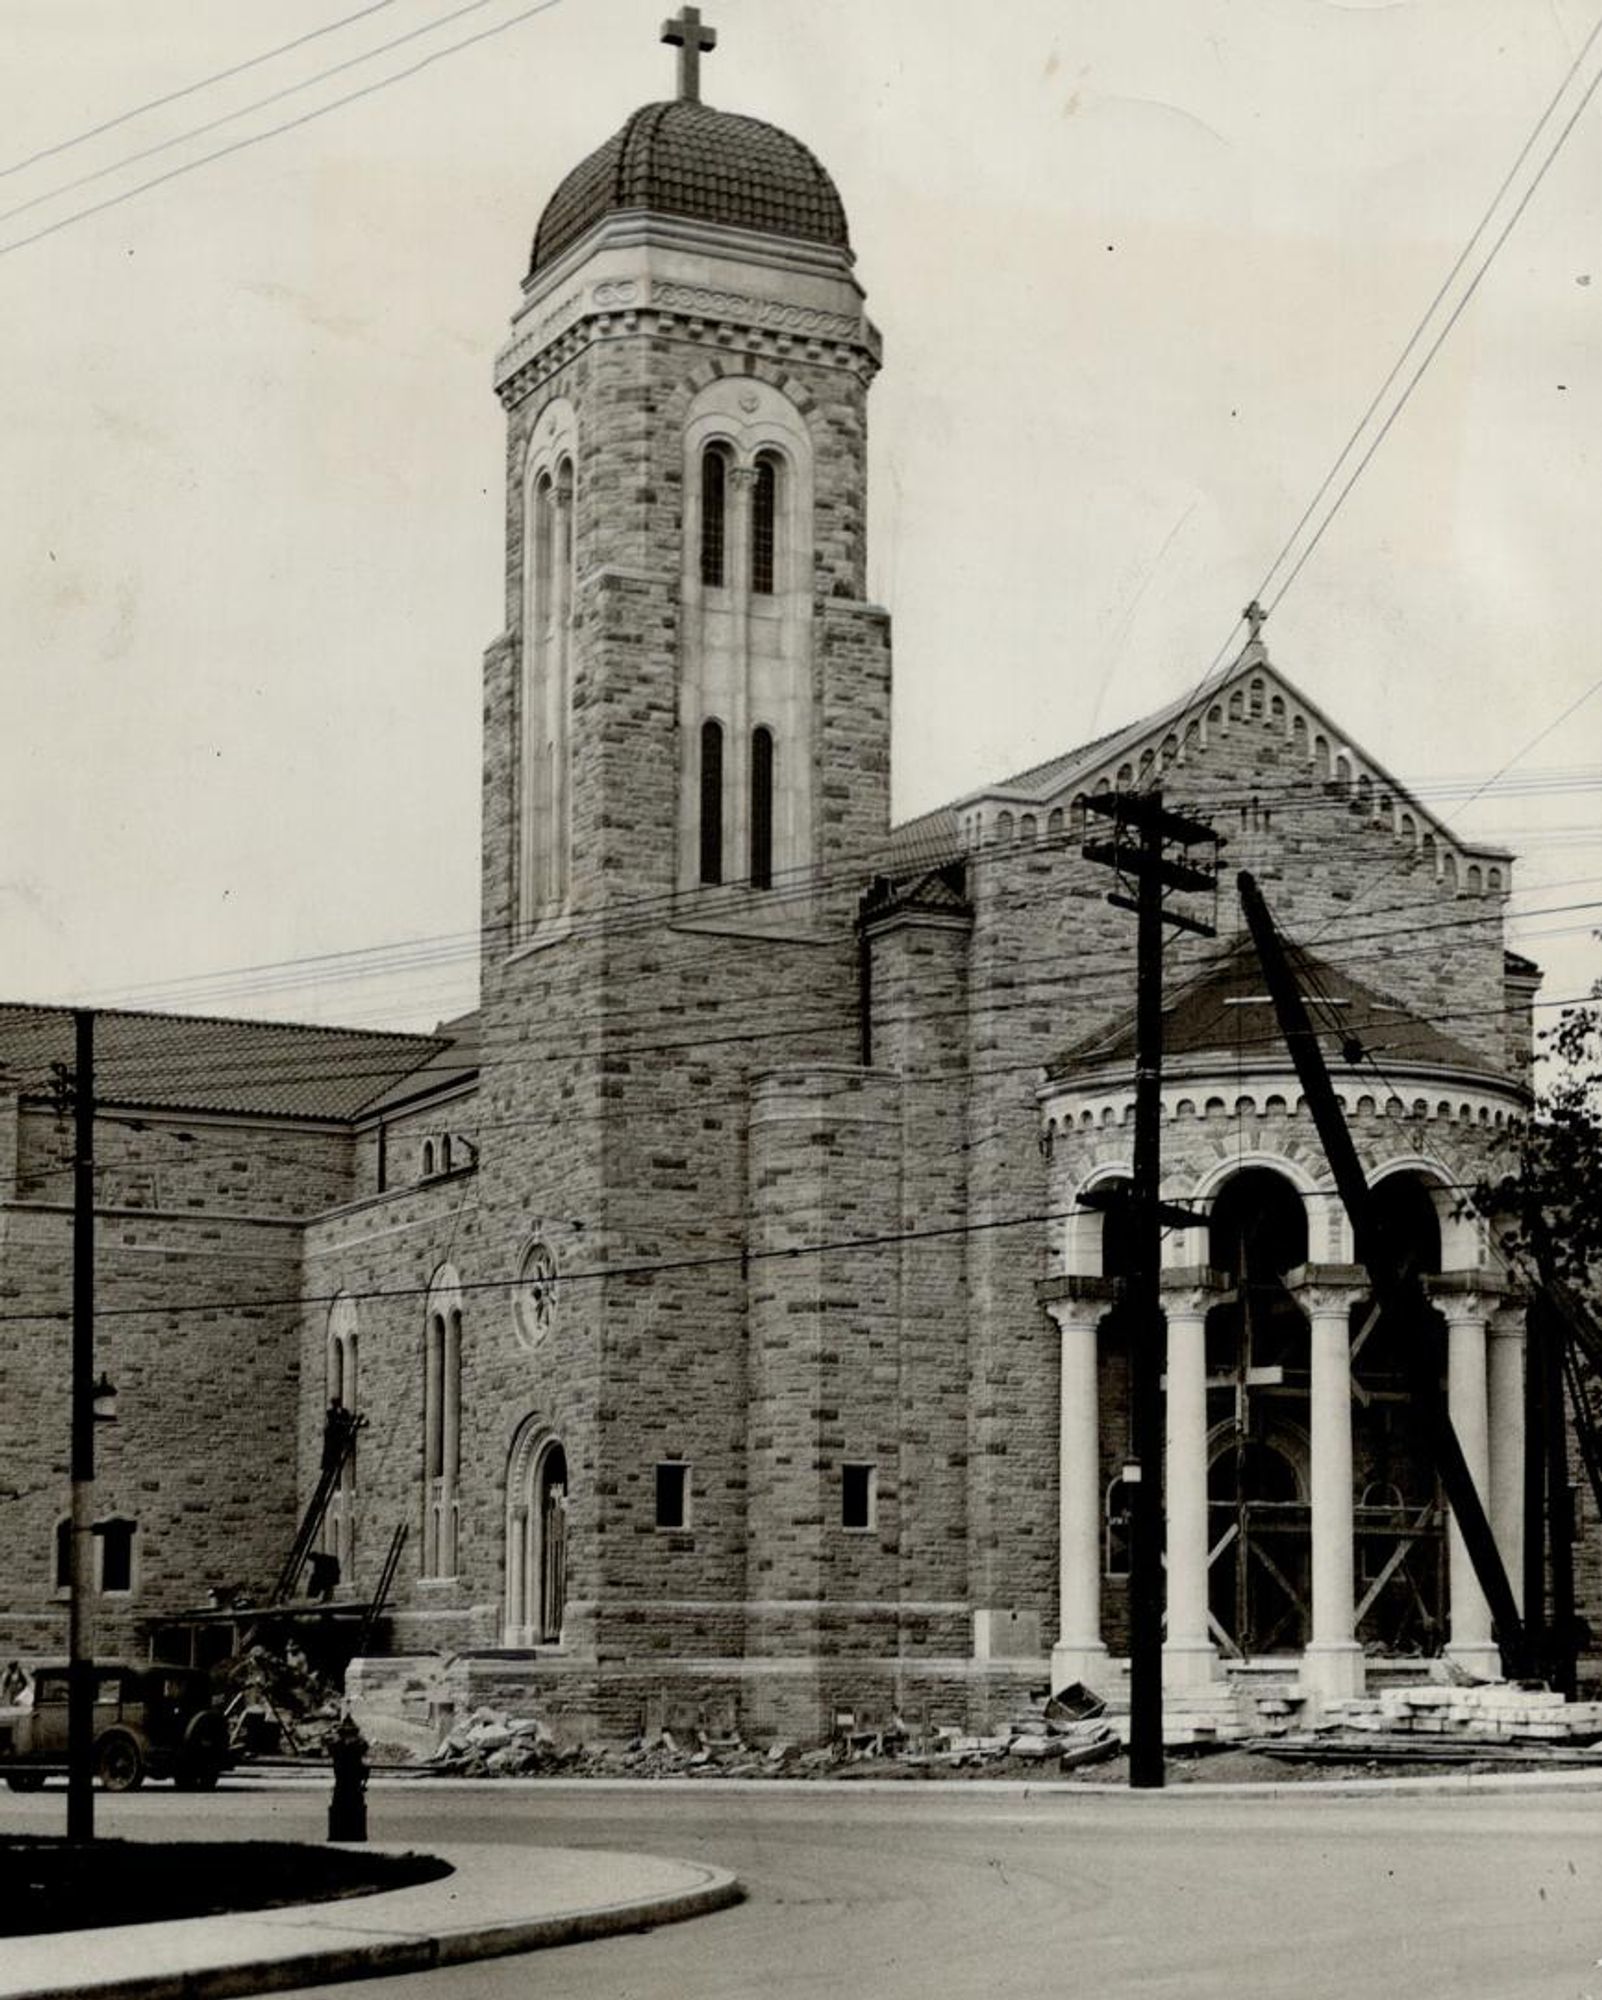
1046 1152 1524 1700
1046 1086 1524 1141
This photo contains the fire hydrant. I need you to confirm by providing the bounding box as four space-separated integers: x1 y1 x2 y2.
327 1714 368 1843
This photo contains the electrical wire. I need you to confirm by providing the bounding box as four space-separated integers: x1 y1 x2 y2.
0 0 570 261
0 1 409 181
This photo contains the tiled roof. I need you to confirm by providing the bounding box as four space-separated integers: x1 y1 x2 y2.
0 1004 448 1123
355 1011 479 1118
530 101 850 275
1049 937 1506 1084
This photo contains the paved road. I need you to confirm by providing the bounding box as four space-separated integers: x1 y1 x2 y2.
13 1780 1602 1999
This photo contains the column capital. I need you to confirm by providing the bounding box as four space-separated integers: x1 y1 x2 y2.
1289 1264 1363 1317
1038 1273 1115 1322
1433 1288 1493 1329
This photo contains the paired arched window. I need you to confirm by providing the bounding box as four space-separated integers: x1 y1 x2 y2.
698 720 777 892
682 383 814 898
423 1272 464 1578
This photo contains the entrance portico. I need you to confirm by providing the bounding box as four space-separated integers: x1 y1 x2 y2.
1040 1054 1528 1705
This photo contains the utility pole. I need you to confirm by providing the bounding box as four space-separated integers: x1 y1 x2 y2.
1081 791 1218 1789
67 1008 96 1843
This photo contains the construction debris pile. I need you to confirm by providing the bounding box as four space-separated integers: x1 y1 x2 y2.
220 1643 345 1759
1245 1682 1602 1764
420 1690 1120 1779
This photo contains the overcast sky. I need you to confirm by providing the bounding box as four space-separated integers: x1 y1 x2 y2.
2 0 1599 1038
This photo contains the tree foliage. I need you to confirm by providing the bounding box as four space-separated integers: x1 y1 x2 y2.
1479 996 1602 1295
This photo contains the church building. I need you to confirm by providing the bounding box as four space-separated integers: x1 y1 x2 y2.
0 17 1560 1739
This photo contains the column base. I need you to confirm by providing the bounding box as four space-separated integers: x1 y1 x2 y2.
1162 1640 1220 1691
1446 1641 1502 1681
1299 1641 1366 1702
1050 1640 1111 1695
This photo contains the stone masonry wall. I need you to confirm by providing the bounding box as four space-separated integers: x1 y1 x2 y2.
0 1200 304 1658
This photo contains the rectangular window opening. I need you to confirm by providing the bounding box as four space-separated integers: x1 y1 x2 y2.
655 1460 690 1531
841 1463 877 1532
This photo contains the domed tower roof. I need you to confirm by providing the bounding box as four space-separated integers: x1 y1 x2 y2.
529 98 852 278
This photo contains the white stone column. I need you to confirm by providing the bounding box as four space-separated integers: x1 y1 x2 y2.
1163 1294 1218 1688
1487 1306 1526 1615
1444 1294 1500 1676
1049 1300 1110 1690
1300 1286 1365 1700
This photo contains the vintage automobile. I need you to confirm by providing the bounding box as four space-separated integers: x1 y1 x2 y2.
0 1660 230 1792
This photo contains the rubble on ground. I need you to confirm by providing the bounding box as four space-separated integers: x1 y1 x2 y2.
1244 1682 1602 1764
418 1689 1120 1779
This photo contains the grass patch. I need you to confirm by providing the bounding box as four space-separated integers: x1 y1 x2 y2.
0 1838 452 1937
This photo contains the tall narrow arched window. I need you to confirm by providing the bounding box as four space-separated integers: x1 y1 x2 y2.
519 402 577 934
422 1271 464 1579
751 454 778 595
699 718 724 885
750 726 774 891
700 447 728 587
325 1296 359 1583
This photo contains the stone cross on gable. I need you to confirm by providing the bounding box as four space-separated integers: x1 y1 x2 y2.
1242 600 1268 641
662 5 717 103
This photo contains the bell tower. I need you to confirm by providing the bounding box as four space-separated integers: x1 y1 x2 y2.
481 12 888 953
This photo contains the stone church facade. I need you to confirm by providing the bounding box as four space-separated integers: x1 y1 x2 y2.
0 46 1571 1738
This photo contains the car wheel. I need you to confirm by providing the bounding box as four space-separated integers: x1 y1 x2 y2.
174 1710 227 1790
5 1772 47 1792
95 1731 144 1792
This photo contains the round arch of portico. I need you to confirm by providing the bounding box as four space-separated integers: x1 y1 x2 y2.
1062 1160 1134 1277
1366 1153 1483 1273
1178 1151 1337 1268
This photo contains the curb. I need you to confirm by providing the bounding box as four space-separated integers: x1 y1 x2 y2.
224 1765 1602 1801
0 1857 743 2000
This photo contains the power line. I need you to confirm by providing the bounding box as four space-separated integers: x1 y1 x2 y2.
0 0 569 262
0 0 515 235
1146 6 1602 781
1 1 408 181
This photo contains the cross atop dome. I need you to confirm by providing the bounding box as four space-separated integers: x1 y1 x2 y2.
662 5 717 103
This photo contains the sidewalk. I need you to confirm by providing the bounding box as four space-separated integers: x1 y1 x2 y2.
0 1844 742 2000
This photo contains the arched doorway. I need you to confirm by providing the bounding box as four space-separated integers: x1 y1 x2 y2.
504 1428 568 1647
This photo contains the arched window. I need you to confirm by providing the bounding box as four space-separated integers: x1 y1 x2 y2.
1105 1475 1134 1577
98 1519 135 1595
423 1273 463 1578
325 1296 359 1581
751 453 779 595
681 381 815 898
750 726 774 890
700 446 728 587
699 718 724 885
519 403 577 933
